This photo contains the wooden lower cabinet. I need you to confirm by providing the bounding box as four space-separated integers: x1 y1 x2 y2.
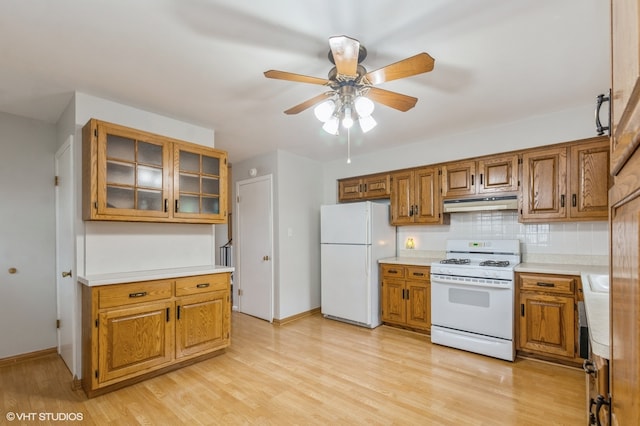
516 272 581 365
82 272 231 397
380 264 430 332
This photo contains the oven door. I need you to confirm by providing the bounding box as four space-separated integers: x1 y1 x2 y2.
431 274 514 340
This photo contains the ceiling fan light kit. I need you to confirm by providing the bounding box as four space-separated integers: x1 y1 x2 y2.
264 35 435 153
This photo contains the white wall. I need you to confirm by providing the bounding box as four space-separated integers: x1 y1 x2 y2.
276 150 323 319
0 112 57 358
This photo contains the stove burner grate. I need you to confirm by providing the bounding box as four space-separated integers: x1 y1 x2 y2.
440 258 471 265
479 260 511 267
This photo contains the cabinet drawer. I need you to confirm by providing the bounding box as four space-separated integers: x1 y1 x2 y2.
519 274 575 295
381 264 406 278
406 267 430 281
175 273 229 296
98 280 173 309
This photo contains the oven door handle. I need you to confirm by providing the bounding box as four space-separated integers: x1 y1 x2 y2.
430 276 512 290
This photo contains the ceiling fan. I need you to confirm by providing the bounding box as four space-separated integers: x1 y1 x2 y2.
264 35 435 134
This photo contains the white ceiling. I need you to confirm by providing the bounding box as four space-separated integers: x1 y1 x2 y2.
0 0 610 163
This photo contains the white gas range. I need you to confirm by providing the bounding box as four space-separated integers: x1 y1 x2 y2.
430 239 521 361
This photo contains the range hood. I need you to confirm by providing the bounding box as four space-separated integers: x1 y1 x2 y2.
443 195 519 213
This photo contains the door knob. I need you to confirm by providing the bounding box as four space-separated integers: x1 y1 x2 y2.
61 270 73 278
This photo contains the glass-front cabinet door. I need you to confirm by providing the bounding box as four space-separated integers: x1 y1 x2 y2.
83 118 228 224
173 143 227 222
96 124 171 219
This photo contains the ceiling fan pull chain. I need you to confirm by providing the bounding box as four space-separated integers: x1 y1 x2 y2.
347 128 351 164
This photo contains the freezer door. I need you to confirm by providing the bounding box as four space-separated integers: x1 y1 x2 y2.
321 244 376 327
321 202 370 245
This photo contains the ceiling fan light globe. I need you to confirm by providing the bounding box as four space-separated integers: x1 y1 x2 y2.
342 106 354 129
359 115 377 133
354 96 375 117
322 116 339 135
313 100 335 122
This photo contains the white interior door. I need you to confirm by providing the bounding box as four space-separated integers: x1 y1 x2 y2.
55 137 75 374
236 175 273 322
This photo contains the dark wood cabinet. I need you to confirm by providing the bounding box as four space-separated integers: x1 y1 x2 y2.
442 154 519 198
516 273 581 365
380 264 430 332
521 137 609 222
390 166 447 225
337 173 390 202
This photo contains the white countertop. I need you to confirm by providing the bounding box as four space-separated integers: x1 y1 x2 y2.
515 262 608 276
78 265 234 287
378 257 442 267
580 273 610 359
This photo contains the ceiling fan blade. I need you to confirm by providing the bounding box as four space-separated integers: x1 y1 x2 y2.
284 92 333 115
264 70 328 85
365 53 435 85
366 87 418 112
329 35 360 77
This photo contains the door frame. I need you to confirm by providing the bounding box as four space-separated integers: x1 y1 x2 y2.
55 135 77 376
235 174 274 322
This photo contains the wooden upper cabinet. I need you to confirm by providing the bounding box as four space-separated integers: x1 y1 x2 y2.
441 160 476 197
337 173 390 202
521 146 568 221
477 155 520 194
442 154 519 198
569 138 610 219
390 166 447 225
521 137 609 222
173 143 227 223
83 119 227 224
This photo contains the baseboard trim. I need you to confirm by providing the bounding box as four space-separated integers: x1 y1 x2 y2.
0 347 58 368
273 308 321 326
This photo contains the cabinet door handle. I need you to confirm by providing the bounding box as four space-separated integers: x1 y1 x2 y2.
471 174 475 186
166 307 170 322
175 199 180 213
595 91 611 136
164 199 168 212
177 305 181 320
196 283 210 288
405 289 410 299
560 194 565 207
409 205 414 216
536 282 555 288
479 173 483 185
402 289 406 299
129 291 147 298
414 204 419 216
572 194 577 207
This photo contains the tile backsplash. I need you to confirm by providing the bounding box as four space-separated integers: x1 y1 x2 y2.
396 211 608 265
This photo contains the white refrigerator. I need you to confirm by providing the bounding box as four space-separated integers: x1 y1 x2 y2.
320 201 396 328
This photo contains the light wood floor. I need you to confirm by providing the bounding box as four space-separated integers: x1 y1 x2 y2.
1 312 586 425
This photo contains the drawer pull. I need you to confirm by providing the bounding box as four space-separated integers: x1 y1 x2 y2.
128 291 147 298
388 269 399 274
196 283 210 288
412 272 424 277
536 282 555 288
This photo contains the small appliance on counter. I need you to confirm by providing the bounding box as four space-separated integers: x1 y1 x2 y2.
320 201 395 328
